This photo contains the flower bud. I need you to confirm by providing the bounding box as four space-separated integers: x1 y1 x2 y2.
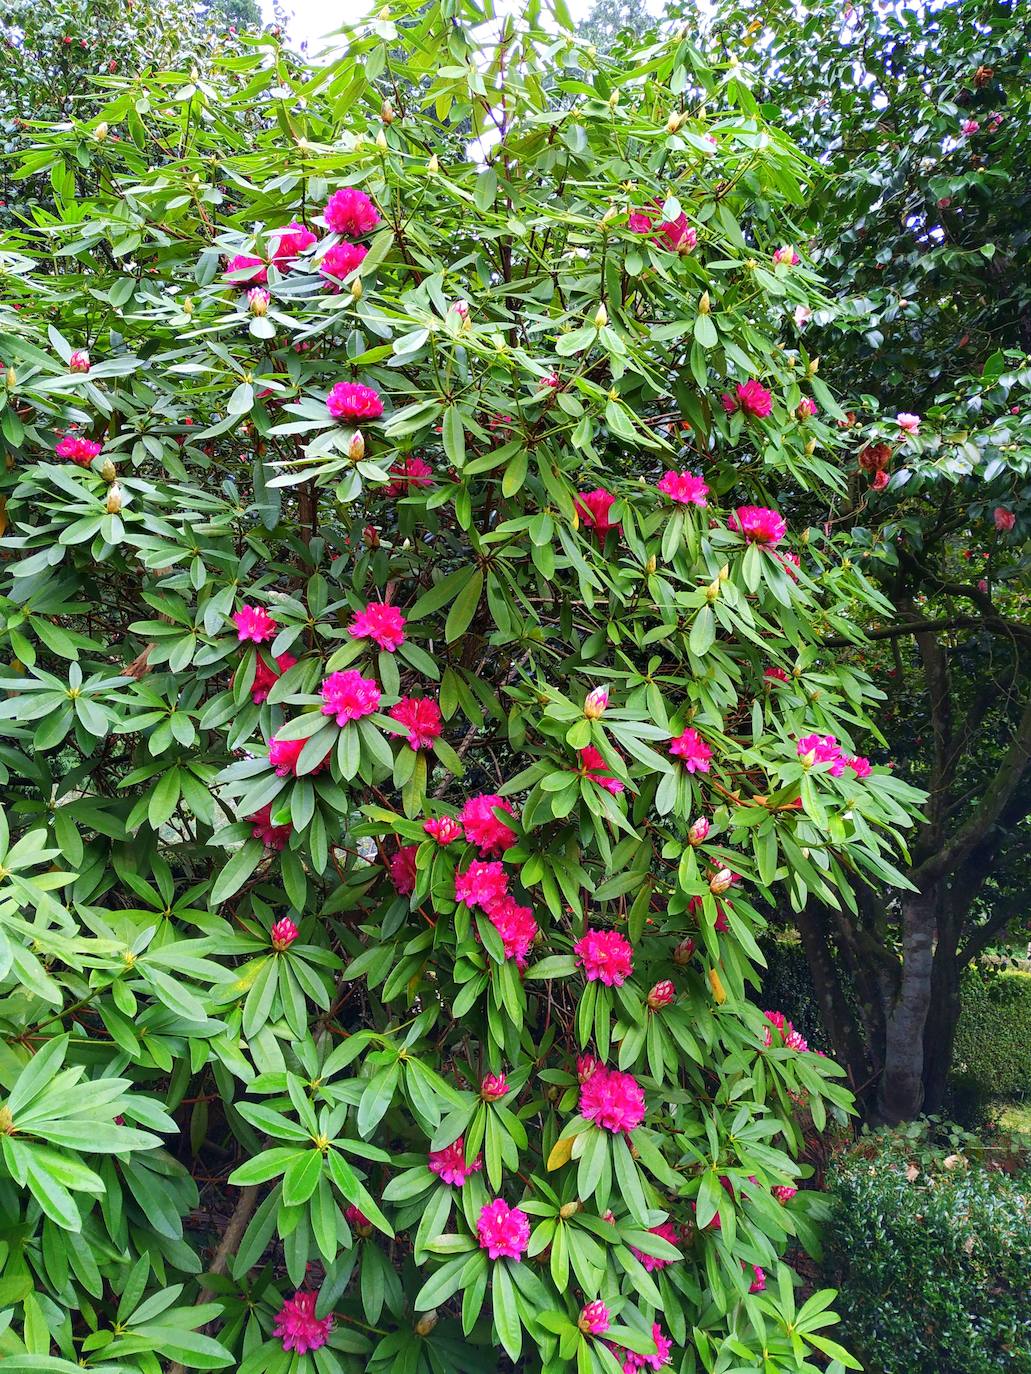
247 287 270 316
601 204 618 224
350 276 363 300
69 349 90 373
559 1200 581 1219
594 303 608 328
645 554 657 574
183 298 194 316
718 564 730 582
415 1312 438 1336
4 367 14 389
688 817 710 846
709 868 734 895
381 99 395 124
481 1073 508 1101
105 482 123 514
699 290 711 315
672 936 696 966
94 122 108 141
705 578 720 602
579 1301 611 1335
583 685 608 720
804 439 816 455
375 130 388 150
608 91 619 108
99 458 117 481
270 917 298 950
427 153 439 173
576 1053 600 1083
807 357 820 375
647 979 676 1010
348 430 365 462
708 966 727 1003
666 112 681 134
363 524 380 548
451 299 469 319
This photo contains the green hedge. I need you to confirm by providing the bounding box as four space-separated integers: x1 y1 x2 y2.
825 1129 1031 1374
953 970 1031 1100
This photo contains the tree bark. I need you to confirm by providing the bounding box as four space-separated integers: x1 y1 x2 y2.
875 884 939 1123
796 902 873 1095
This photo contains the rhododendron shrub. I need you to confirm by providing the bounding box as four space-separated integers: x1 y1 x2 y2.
0 3 924 1372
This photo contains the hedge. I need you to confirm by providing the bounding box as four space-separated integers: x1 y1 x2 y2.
953 969 1031 1100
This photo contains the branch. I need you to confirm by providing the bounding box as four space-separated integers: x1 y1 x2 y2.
821 614 1031 648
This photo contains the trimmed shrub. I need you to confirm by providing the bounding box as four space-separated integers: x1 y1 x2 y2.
825 1127 1031 1374
953 969 1031 1100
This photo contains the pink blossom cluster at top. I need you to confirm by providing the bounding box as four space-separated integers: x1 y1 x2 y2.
327 381 384 422
579 1064 646 1133
347 601 406 651
233 603 277 643
579 745 625 793
272 1290 333 1355
250 804 292 850
574 928 634 986
575 488 620 544
722 380 773 418
629 1220 680 1272
270 917 299 950
772 1184 798 1203
670 726 712 773
657 470 708 506
429 1137 482 1187
796 733 872 778
386 455 433 497
324 187 380 237
728 505 787 545
763 1009 809 1051
55 432 103 465
476 1198 530 1259
607 1322 673 1373
388 696 442 750
461 793 517 855
320 670 381 724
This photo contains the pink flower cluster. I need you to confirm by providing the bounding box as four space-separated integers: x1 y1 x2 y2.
574 929 634 986
424 815 462 845
629 1220 680 1272
429 1137 482 1187
320 241 368 289
389 845 418 896
630 206 696 253
250 651 296 704
722 380 773 418
226 221 317 284
327 381 384 422
461 793 517 855
579 1065 646 1133
320 669 381 725
233 603 277 643
608 1322 673 1373
728 505 786 545
251 804 292 850
452 859 540 967
579 1301 611 1335
347 600 406 651
575 488 620 544
273 1290 333 1355
762 1009 809 1052
476 1198 530 1260
324 187 380 237
388 696 442 750
55 432 103 466
268 733 329 777
657 470 708 506
579 745 625 794
386 455 433 497
670 726 712 773
796 734 871 778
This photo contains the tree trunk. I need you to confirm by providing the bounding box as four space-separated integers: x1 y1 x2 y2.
796 902 873 1098
875 885 939 1123
921 887 963 1115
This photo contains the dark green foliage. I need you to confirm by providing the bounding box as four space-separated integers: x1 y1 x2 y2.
825 1127 1031 1374
953 969 1031 1100
757 938 824 1050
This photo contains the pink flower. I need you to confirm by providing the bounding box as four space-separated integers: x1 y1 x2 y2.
345 1204 371 1229
748 1265 766 1293
461 794 517 856
797 733 846 776
347 601 406 651
577 1054 601 1082
688 816 710 845
772 1185 797 1203
69 349 90 373
669 727 712 773
575 488 620 543
872 469 889 490
721 392 739 414
629 1221 680 1272
319 241 368 288
628 211 653 233
574 929 634 986
451 299 470 318
269 735 306 777
579 745 625 794
896 412 921 435
454 860 509 910
765 666 790 683
423 815 462 845
273 1291 333 1355
271 221 317 266
772 246 800 266
487 896 539 967
647 979 675 1010
385 455 433 497
657 470 708 506
579 1301 611 1335
247 287 270 315
608 1322 672 1372
978 578 989 593
796 398 817 420
579 1066 646 1133
324 187 380 236
249 651 297 704
251 804 292 851
845 754 872 778
55 433 103 466
657 214 697 253
270 917 298 950
476 1199 530 1260
389 844 419 896
327 382 384 421
233 604 277 643
389 696 442 750
584 685 609 720
226 252 267 283
735 380 773 418
763 1010 809 1052
994 507 1015 532
794 304 812 328
961 119 979 135
320 669 381 724
429 1137 482 1187
728 505 787 546
481 1073 508 1100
